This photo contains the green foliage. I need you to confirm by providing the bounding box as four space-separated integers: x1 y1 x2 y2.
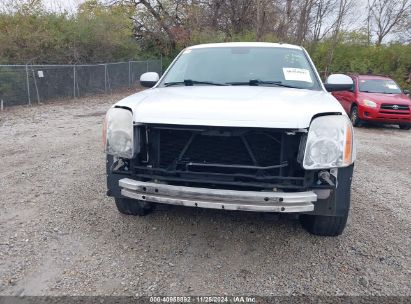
0 0 139 64
189 30 227 45
309 41 411 90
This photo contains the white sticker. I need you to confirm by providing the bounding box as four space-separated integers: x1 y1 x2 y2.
37 71 44 78
387 84 398 89
283 68 312 83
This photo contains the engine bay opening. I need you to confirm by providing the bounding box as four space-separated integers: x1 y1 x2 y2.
125 124 314 191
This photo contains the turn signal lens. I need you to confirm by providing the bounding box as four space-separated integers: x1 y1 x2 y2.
343 123 353 165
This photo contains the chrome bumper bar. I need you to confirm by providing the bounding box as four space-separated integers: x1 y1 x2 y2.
119 178 317 213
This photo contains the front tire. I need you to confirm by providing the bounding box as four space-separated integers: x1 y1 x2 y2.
300 213 348 236
114 197 154 216
350 105 361 127
399 124 410 130
300 165 353 236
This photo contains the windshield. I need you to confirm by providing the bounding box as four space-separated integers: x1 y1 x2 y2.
161 47 321 90
359 79 402 94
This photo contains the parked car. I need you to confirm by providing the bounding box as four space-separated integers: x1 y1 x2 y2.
103 42 357 236
331 74 411 130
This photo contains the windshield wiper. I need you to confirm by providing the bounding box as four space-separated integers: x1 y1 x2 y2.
227 79 302 89
164 79 228 87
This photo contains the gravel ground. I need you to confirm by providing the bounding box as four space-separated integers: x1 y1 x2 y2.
0 92 410 296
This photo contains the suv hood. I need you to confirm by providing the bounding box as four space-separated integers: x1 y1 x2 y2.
116 86 344 129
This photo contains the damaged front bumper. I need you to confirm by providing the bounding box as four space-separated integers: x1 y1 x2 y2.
119 178 317 213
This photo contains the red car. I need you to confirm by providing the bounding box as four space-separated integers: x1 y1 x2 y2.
331 74 411 130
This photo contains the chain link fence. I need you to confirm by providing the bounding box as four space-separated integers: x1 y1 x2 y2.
0 59 162 108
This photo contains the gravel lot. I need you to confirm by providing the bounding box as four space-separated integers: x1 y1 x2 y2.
0 92 410 296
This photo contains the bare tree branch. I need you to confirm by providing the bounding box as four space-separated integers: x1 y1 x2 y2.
369 0 411 45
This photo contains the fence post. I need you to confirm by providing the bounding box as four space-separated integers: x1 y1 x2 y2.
1 99 3 111
146 60 149 72
104 64 107 93
25 64 31 106
128 61 131 88
31 67 40 104
160 54 163 75
73 65 76 98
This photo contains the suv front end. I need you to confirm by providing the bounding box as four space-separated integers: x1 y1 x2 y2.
103 43 356 236
105 107 355 236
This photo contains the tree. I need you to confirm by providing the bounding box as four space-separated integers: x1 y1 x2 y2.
369 0 411 45
0 0 138 64
295 0 315 44
117 0 192 54
311 0 338 42
323 0 355 76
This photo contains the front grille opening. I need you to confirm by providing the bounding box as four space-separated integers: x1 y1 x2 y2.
157 129 284 173
184 135 253 165
159 129 192 166
134 125 307 190
247 132 282 166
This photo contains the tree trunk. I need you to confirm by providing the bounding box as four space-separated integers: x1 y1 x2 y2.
138 0 177 49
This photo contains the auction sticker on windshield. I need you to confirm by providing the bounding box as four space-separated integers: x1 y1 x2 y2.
283 68 312 82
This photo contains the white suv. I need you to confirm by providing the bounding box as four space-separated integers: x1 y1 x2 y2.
104 42 356 236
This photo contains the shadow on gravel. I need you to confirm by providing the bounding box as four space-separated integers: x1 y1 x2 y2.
106 202 344 245
358 123 409 131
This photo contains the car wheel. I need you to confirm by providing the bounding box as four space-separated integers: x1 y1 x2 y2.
300 164 353 236
300 213 348 236
399 124 410 130
350 106 361 127
114 197 154 216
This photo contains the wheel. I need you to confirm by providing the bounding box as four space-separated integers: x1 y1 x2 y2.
399 124 410 130
300 165 353 236
114 197 154 216
300 213 348 236
350 105 361 127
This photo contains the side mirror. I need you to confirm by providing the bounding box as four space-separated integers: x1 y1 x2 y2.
403 89 409 95
324 74 354 92
140 72 159 88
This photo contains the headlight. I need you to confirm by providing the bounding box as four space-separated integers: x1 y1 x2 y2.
303 115 355 169
104 107 134 158
362 99 377 108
